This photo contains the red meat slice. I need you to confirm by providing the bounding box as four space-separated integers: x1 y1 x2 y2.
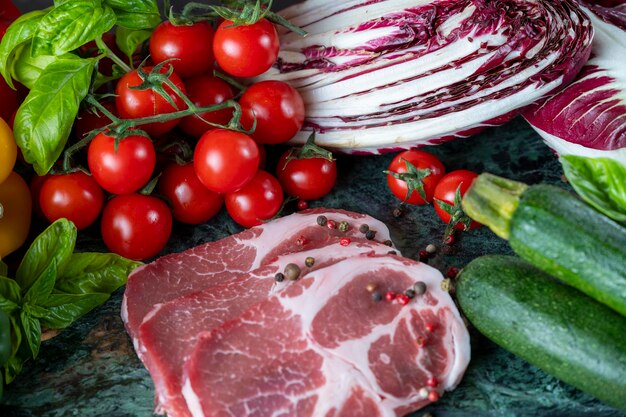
139 239 396 417
181 255 471 417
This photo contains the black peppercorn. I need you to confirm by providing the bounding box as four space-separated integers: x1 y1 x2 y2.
359 224 370 234
371 291 382 302
405 289 416 299
316 215 327 226
274 273 285 283
365 230 376 240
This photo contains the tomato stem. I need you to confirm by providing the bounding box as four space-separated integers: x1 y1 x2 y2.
95 36 131 74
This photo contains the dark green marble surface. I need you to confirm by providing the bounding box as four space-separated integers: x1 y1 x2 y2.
2 117 625 417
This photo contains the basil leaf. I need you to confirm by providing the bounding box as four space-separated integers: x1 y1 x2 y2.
32 1 116 57
0 9 49 87
561 155 626 223
39 293 108 329
3 315 24 384
115 27 152 63
0 309 11 366
16 219 76 295
56 253 140 295
10 44 79 90
21 303 49 320
23 259 59 306
14 57 96 175
19 310 41 359
0 277 21 310
0 261 7 277
104 0 160 30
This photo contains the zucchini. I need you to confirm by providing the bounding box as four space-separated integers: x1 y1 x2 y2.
457 255 626 411
462 174 626 317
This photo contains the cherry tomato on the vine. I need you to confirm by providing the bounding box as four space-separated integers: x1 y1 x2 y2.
115 66 187 137
179 75 235 138
213 18 279 78
226 170 283 228
433 170 481 231
240 80 305 145
39 172 104 230
0 171 32 259
30 173 51 219
88 132 156 195
386 150 445 205
74 100 118 141
150 21 215 79
276 150 337 200
101 193 172 261
193 129 260 194
0 117 17 184
158 162 224 225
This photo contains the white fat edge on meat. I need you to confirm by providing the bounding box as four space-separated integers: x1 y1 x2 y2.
531 125 626 166
181 376 204 417
276 256 470 410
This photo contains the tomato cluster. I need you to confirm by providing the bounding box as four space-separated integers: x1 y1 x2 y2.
28 17 337 261
385 150 481 237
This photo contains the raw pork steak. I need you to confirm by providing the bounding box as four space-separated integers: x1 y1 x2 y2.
122 209 394 347
139 238 397 417
182 255 470 417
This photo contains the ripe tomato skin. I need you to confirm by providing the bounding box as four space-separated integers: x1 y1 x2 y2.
87 132 156 195
39 172 104 230
0 117 17 185
193 129 260 194
149 21 215 79
179 75 234 138
158 162 224 224
240 81 305 145
276 151 337 200
226 170 283 228
433 170 481 230
0 171 32 259
101 194 172 261
213 18 279 78
386 150 446 205
115 66 187 137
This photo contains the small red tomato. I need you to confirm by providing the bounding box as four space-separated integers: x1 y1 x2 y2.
225 170 283 228
30 174 51 219
115 66 187 137
179 75 235 138
74 100 118 141
158 162 224 224
149 21 215 78
276 150 336 200
39 172 104 230
433 170 481 231
101 194 172 260
193 129 259 194
240 80 305 145
88 132 156 195
213 18 279 77
386 150 446 205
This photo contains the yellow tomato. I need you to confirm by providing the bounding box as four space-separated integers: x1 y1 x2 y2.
0 117 17 185
0 171 32 259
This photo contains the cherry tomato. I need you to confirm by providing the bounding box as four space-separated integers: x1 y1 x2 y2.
158 162 224 224
74 100 117 141
101 194 172 260
386 150 446 205
115 66 187 137
276 150 336 200
30 174 50 219
433 170 481 230
39 172 104 230
0 117 17 184
240 80 305 145
213 18 279 77
0 79 18 123
179 75 235 138
225 170 283 228
88 132 156 195
149 21 215 79
0 171 32 259
193 129 260 194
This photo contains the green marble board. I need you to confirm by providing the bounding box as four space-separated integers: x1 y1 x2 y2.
2 117 625 417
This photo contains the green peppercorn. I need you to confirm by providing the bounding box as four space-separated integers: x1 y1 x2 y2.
339 221 350 232
305 257 315 267
317 215 327 226
284 263 301 281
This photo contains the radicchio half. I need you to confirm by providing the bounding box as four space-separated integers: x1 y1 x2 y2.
260 0 594 154
524 0 626 166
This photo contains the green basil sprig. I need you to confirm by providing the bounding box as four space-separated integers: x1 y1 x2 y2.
561 155 626 223
115 26 153 63
0 219 141 385
104 0 161 30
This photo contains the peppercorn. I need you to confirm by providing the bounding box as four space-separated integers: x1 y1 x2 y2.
444 233 456 245
371 291 382 302
417 336 427 348
387 250 398 255
419 250 430 261
418 388 429 398
425 323 436 333
428 391 440 402
296 236 308 246
393 207 404 218
316 215 327 226
425 244 437 254
385 291 395 302
413 281 427 295
359 224 370 234
446 267 460 279
327 220 337 229
365 230 376 240
338 221 350 232
284 263 301 281
422 413 434 417
305 257 315 267
383 240 393 247
340 237 351 246
441 278 454 293
365 283 378 293
274 273 285 283
426 377 438 387
297 200 309 210
405 289 416 299
397 294 410 306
